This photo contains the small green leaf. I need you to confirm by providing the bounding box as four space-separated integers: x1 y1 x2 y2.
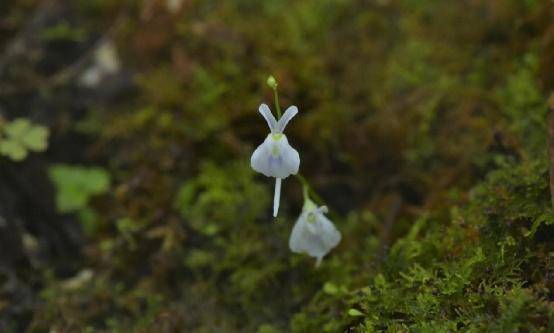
348 309 364 317
524 214 548 237
1 118 49 161
49 165 111 213
374 274 387 290
4 119 31 137
174 182 197 216
0 140 27 161
21 126 49 151
323 282 339 295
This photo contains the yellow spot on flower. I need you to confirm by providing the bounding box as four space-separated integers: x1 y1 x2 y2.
272 133 283 141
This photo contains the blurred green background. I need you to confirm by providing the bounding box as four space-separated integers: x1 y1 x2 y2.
0 0 553 332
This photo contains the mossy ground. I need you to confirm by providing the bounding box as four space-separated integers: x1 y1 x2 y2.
1 0 553 332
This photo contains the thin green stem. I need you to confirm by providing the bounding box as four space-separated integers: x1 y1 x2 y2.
302 183 309 201
295 174 324 206
295 174 341 221
273 88 282 119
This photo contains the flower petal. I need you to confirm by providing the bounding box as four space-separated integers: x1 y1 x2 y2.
278 139 300 176
251 135 300 178
250 140 271 176
289 214 310 253
289 213 325 256
316 213 342 249
259 103 277 132
264 137 299 178
277 105 298 133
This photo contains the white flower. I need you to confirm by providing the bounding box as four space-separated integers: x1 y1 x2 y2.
289 200 341 266
251 103 300 217
251 104 300 178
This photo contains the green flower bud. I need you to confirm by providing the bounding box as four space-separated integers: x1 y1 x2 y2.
266 75 278 89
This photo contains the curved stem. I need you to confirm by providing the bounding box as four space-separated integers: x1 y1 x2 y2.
295 174 325 206
294 173 342 222
302 183 309 201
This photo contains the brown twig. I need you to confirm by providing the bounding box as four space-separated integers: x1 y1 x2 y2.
548 93 554 208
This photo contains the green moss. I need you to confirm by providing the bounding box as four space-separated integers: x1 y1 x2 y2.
292 156 553 332
21 0 554 331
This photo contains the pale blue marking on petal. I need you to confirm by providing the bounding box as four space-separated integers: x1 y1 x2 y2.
251 134 300 178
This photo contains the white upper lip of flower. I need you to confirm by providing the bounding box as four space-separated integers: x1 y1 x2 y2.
258 103 298 134
289 201 341 266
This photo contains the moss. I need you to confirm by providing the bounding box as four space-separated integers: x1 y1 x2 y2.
10 0 553 331
293 159 553 331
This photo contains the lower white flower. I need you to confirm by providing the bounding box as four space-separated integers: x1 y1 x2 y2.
289 200 341 266
251 103 300 217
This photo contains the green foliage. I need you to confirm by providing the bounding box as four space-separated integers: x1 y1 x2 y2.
48 164 110 213
174 161 269 235
0 118 49 161
496 54 547 155
293 159 554 332
21 0 554 332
